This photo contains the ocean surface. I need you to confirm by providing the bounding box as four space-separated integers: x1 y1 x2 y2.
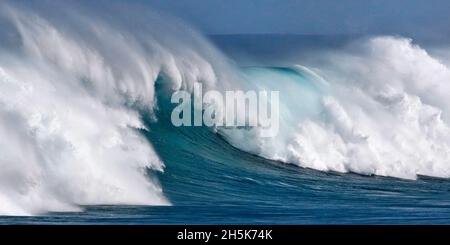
1 2 450 224
3 116 450 224
3 96 450 224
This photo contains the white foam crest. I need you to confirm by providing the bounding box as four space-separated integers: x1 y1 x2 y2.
223 36 450 180
0 1 234 215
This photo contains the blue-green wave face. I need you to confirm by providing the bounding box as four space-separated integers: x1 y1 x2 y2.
1 0 450 223
242 66 324 120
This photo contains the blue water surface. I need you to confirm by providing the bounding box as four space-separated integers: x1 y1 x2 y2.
2 95 450 225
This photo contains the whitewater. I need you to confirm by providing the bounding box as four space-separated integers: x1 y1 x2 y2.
1 1 450 218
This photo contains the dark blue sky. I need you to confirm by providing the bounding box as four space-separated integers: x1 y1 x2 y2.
142 0 450 38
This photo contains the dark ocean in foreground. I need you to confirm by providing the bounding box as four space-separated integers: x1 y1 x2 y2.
1 35 449 224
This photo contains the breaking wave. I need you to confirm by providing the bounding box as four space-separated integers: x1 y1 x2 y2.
1 1 450 216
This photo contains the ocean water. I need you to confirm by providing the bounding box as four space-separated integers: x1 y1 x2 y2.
3 98 450 224
1 1 450 224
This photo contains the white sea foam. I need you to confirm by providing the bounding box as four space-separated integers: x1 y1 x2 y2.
0 1 233 215
222 36 450 180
